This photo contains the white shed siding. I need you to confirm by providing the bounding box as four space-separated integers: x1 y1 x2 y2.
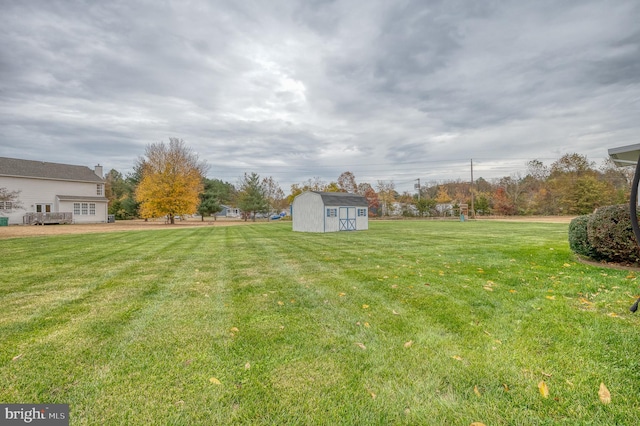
292 192 325 232
324 210 340 232
292 191 369 233
356 209 369 231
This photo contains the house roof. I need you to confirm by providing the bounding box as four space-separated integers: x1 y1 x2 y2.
57 195 108 202
313 191 369 207
0 157 104 183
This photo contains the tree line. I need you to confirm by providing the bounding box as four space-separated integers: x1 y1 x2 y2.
104 139 632 222
105 138 288 222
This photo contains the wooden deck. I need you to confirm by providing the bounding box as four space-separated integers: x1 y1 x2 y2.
23 212 73 225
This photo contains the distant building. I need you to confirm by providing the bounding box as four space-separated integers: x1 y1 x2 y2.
217 205 242 218
292 191 369 233
0 157 108 225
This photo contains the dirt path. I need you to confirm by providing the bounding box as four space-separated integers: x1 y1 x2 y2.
0 218 269 239
0 216 573 240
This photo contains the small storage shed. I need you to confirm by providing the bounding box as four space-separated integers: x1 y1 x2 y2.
292 191 369 233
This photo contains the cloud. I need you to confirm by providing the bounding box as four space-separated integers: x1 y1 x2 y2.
1 0 640 193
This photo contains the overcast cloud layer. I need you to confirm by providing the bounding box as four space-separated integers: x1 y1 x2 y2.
1 0 639 192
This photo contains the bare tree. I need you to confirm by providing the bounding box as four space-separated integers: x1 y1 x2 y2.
0 187 23 210
337 171 358 193
376 180 396 216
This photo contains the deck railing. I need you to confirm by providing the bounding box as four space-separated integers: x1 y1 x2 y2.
23 212 73 225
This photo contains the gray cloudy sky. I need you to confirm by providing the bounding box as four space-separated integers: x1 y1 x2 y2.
1 0 639 193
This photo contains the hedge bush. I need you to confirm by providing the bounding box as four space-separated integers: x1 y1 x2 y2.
568 215 600 259
586 204 640 264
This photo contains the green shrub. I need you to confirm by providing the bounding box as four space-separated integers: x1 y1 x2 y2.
587 204 640 264
568 214 600 259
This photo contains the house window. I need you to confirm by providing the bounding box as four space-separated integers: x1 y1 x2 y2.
36 204 51 213
358 208 367 217
97 184 103 196
327 208 337 217
0 201 12 211
74 202 95 215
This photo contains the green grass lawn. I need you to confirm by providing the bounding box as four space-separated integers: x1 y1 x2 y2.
1 221 640 425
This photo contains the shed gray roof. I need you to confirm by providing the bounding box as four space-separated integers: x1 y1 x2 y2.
0 157 104 183
313 191 369 207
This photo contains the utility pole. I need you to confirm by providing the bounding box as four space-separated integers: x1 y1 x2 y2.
470 159 475 219
415 178 421 200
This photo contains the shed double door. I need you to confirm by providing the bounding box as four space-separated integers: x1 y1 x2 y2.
339 207 356 231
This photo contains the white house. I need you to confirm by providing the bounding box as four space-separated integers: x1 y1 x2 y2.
217 204 242 218
0 157 108 225
292 191 369 233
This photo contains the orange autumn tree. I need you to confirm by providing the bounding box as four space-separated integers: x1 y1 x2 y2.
135 138 207 224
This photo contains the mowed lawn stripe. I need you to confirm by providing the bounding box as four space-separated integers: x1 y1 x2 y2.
67 227 237 424
1 221 640 424
1 228 232 421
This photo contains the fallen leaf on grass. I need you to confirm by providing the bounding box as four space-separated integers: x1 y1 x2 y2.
502 383 509 392
607 312 619 318
362 304 370 309
355 342 367 350
369 390 377 399
474 386 481 397
404 340 413 348
364 322 370 328
599 382 611 404
244 362 251 370
538 381 549 398
545 295 556 300
339 292 346 297
230 327 239 333
452 355 463 361
483 286 493 291
392 310 400 315
209 377 222 385
509 289 517 293
578 297 593 306
277 301 284 306
12 354 23 362
470 423 486 426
